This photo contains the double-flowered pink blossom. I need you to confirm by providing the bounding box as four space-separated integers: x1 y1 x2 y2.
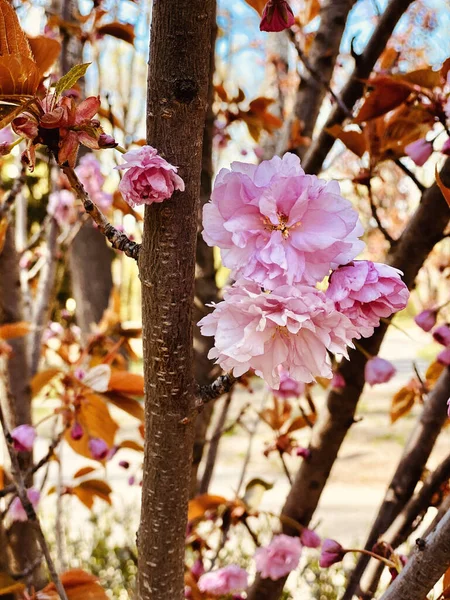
301 528 321 548
414 309 437 332
198 281 355 389
116 145 185 208
197 565 248 596
319 539 345 568
88 437 109 460
202 153 364 289
255 534 302 580
326 261 409 338
260 0 295 32
364 357 396 386
76 154 112 210
11 424 36 452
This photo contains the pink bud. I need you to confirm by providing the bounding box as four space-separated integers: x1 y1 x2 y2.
128 476 136 486
414 309 437 332
405 138 433 166
70 422 84 441
119 460 130 469
260 0 295 32
296 447 311 460
438 347 450 365
433 324 450 346
301 528 321 548
331 372 346 389
88 437 109 460
191 559 205 579
98 133 118 148
364 357 396 386
442 138 450 156
8 488 40 522
319 539 345 568
11 425 36 452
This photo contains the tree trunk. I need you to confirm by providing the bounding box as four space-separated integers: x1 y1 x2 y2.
137 2 215 599
379 509 450 600
247 159 450 600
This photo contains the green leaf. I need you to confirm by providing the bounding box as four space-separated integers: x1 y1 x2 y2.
54 63 91 98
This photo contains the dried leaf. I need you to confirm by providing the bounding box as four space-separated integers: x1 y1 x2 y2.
104 391 144 422
73 466 97 479
390 385 417 424
96 22 135 45
354 78 412 123
425 360 445 389
0 321 30 340
436 166 450 209
395 68 441 89
27 35 61 76
31 367 61 397
64 393 118 460
326 124 367 157
243 0 267 15
286 413 317 433
0 572 25 596
54 63 91 98
72 479 112 509
108 371 144 396
0 56 40 95
40 568 108 600
0 0 33 59
188 494 227 522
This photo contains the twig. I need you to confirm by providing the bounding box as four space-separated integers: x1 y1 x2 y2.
60 164 141 260
394 159 426 193
236 392 267 498
278 450 293 485
368 184 395 245
197 373 237 404
286 29 352 118
0 362 69 600
0 165 27 219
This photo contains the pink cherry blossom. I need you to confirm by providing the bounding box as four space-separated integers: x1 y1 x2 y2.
254 534 302 580
364 357 396 385
76 154 112 210
319 539 345 568
405 139 433 166
202 153 364 289
271 367 305 398
70 422 84 441
11 424 36 452
414 309 437 332
296 447 311 459
301 528 321 548
326 261 409 338
331 371 346 389
438 347 450 365
47 189 78 227
116 145 185 208
8 488 40 522
433 324 450 346
198 280 355 389
260 0 295 32
88 437 109 460
198 565 248 596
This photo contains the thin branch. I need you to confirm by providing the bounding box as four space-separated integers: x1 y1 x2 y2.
286 29 352 118
278 450 293 485
0 165 27 219
0 362 68 600
394 159 426 193
197 373 237 404
368 184 395 245
60 164 141 260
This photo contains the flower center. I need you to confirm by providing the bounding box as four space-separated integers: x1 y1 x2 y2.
263 213 301 239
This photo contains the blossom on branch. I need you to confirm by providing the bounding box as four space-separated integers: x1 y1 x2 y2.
197 565 248 596
116 145 185 208
8 488 40 522
198 280 355 389
326 261 409 338
202 153 364 289
364 356 396 385
414 309 437 332
260 0 295 32
254 534 302 580
11 424 36 452
319 539 345 568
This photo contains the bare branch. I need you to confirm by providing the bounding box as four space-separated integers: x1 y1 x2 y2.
0 165 26 219
368 184 395 245
61 164 141 260
394 159 426 193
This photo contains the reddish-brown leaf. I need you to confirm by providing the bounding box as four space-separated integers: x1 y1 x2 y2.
0 0 33 59
436 166 450 209
188 494 227 522
243 0 267 15
72 479 112 509
27 35 61 76
96 22 135 45
0 321 30 340
286 413 317 433
119 439 144 452
390 385 417 424
40 569 108 600
30 367 61 397
108 370 144 396
395 68 441 89
0 572 25 596
326 124 367 157
73 466 97 479
354 78 412 123
0 55 40 95
104 391 144 422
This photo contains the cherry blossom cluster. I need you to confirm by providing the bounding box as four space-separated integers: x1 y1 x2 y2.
199 154 409 389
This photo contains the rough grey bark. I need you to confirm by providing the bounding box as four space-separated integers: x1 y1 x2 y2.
191 4 219 497
301 0 414 174
379 508 450 600
292 0 357 160
346 367 450 599
247 159 450 600
137 2 215 599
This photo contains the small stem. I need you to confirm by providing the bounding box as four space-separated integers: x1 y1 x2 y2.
394 159 426 193
368 184 395 245
345 548 396 569
115 145 127 154
353 340 373 360
279 450 293 485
